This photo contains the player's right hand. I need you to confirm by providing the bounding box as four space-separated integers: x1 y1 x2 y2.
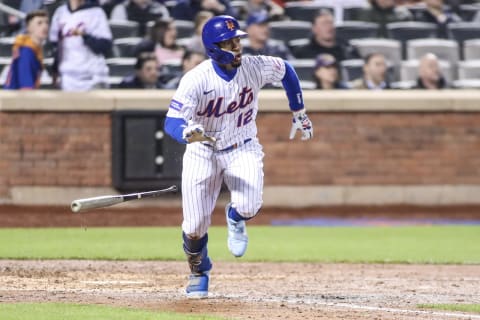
182 122 208 143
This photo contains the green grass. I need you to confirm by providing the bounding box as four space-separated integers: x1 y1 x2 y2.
0 226 479 263
418 303 480 314
0 303 224 320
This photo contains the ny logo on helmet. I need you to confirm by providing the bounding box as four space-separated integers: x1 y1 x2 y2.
226 20 235 31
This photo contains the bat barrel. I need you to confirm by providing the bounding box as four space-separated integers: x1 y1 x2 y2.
71 195 124 213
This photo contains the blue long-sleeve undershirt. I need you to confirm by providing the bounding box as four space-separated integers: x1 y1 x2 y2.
165 117 187 144
281 60 304 112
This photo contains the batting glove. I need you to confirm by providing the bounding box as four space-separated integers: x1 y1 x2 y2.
182 122 206 143
289 109 313 141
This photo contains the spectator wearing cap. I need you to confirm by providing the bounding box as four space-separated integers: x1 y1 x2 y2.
242 11 294 60
292 9 359 61
415 53 448 89
118 53 164 89
351 52 391 90
313 54 350 89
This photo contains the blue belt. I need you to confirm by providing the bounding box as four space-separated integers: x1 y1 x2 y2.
207 138 252 152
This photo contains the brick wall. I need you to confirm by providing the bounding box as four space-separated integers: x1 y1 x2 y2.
259 112 480 185
1 110 479 199
0 112 111 198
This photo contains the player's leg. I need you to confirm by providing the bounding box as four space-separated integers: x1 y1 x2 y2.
181 144 223 297
222 140 264 257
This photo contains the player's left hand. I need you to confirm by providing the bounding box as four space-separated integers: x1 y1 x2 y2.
289 109 313 141
182 121 216 144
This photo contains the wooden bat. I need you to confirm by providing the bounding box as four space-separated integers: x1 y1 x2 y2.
70 185 177 213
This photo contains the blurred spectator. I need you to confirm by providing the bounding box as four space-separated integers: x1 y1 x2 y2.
4 10 49 90
0 0 23 36
356 0 412 37
163 50 206 89
171 0 238 21
416 0 461 38
110 0 169 37
118 52 164 88
351 52 391 89
49 0 113 91
134 18 185 67
242 11 294 60
313 54 350 90
292 9 359 61
415 53 447 89
244 0 285 21
184 10 213 53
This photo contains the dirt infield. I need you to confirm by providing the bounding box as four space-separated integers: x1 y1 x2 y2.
1 260 479 319
1 205 479 319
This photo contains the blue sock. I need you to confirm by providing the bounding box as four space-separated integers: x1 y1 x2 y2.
228 205 253 222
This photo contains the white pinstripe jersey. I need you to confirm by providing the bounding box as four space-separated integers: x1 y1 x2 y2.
166 55 286 150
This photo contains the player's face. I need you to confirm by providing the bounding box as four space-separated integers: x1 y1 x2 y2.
217 36 242 68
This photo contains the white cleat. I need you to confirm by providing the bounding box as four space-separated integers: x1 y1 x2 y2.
225 203 248 257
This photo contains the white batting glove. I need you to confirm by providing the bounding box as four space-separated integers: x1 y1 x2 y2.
289 109 313 141
182 122 206 143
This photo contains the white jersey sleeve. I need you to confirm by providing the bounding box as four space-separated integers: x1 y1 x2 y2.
166 71 200 121
246 55 286 88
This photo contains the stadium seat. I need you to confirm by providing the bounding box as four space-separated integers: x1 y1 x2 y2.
289 59 315 82
284 3 334 22
269 21 312 43
406 4 428 21
0 37 14 57
349 38 402 80
386 21 438 58
452 79 480 89
113 37 143 58
400 59 453 84
299 80 316 90
457 4 480 22
339 59 364 82
173 20 195 39
335 21 379 43
457 60 480 80
406 38 459 67
342 6 366 21
0 57 11 85
107 57 136 77
109 20 140 39
287 38 310 52
447 22 480 59
464 39 480 60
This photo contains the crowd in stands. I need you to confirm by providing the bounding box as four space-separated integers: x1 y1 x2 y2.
1 0 480 91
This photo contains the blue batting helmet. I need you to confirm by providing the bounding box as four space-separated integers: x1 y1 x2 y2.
202 15 247 64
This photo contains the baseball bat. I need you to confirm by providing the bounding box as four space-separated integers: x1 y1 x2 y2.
70 185 177 213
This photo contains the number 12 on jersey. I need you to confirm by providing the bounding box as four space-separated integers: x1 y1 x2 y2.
237 109 254 127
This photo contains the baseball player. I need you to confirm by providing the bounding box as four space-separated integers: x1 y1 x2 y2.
164 15 313 298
